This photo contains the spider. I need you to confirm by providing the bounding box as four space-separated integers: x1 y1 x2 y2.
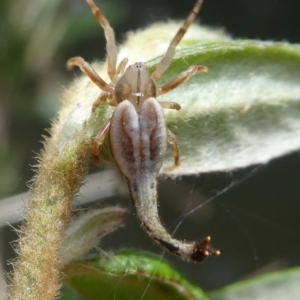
67 0 220 262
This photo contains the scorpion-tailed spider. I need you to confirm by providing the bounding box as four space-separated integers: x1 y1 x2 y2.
67 0 220 262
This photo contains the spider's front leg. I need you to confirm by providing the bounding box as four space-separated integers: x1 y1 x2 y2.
67 57 112 93
86 0 118 81
151 0 203 82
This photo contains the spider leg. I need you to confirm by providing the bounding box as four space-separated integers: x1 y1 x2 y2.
86 0 118 81
92 92 118 112
92 119 111 166
159 101 181 110
151 0 203 82
67 56 111 92
158 65 207 95
164 128 180 171
117 58 129 77
111 58 129 85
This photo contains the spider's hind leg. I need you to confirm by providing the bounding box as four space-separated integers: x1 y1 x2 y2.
92 119 111 166
164 128 180 172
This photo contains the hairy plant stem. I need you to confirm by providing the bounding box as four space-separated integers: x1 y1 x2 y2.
7 80 107 299
7 136 91 299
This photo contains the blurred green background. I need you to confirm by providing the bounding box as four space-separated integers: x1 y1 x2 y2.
1 0 300 295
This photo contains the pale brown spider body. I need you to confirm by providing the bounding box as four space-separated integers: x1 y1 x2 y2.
67 0 220 262
115 63 157 110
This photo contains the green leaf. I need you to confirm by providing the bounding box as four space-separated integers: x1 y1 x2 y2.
209 266 300 300
154 41 300 174
62 251 208 300
59 285 82 300
59 207 128 267
65 23 300 176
